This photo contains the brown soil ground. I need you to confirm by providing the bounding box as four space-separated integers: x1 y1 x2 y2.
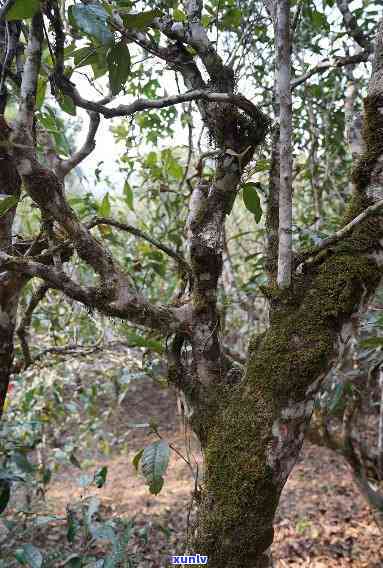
2 377 383 566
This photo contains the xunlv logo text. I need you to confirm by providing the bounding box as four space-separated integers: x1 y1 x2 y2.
170 554 208 565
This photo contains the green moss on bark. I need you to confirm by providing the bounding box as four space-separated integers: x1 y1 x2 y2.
194 248 382 566
192 94 383 568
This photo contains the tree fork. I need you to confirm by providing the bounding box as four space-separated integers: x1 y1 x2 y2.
191 24 383 565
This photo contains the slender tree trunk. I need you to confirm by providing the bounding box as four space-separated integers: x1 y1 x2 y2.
0 116 23 417
0 274 24 415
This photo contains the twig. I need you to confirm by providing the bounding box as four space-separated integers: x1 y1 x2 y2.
17 283 49 368
87 217 191 274
299 199 383 263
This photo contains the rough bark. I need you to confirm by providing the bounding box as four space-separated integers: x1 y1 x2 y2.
189 18 383 568
0 117 23 417
276 0 293 288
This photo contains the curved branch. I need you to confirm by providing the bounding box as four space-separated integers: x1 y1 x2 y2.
17 283 49 368
52 76 272 125
292 51 370 90
87 217 191 275
0 250 187 334
343 399 383 526
57 111 100 180
336 0 373 51
299 199 383 263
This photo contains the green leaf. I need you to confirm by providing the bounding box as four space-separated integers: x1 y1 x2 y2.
254 159 270 172
7 0 40 20
132 448 144 473
359 337 383 349
123 181 134 211
73 46 97 68
57 93 76 116
309 9 330 32
16 544 43 568
146 151 157 168
107 44 131 95
173 8 187 22
123 331 163 353
99 192 111 217
221 8 241 28
12 451 35 474
36 77 47 110
149 477 164 495
0 194 18 217
63 556 82 568
328 383 345 413
167 158 183 180
0 470 24 483
0 480 11 514
71 4 114 45
141 440 170 493
201 14 212 27
242 182 262 222
120 9 161 30
94 465 108 488
66 513 79 543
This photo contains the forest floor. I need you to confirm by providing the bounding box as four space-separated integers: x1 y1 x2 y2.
2 376 383 567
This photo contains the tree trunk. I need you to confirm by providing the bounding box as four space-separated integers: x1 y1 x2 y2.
0 117 23 417
191 25 383 566
192 244 381 566
0 274 25 415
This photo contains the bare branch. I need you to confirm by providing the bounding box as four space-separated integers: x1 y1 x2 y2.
17 283 49 368
57 111 100 180
299 199 383 264
336 0 372 51
291 51 370 90
52 77 272 124
87 217 191 275
31 342 102 366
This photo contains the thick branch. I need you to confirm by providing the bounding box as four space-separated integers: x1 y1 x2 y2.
0 250 185 333
52 78 271 125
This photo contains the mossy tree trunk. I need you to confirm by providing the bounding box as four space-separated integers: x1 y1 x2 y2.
187 19 383 568
192 251 381 567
